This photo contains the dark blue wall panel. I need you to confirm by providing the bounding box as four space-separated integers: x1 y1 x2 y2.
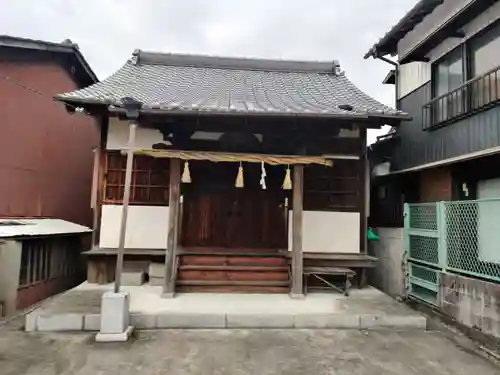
393 83 500 170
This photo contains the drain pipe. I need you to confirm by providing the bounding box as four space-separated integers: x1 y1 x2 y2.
376 55 400 109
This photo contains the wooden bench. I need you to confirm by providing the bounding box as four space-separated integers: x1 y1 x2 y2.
286 252 377 288
303 266 355 296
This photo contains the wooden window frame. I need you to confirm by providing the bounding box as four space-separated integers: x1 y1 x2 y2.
303 160 361 213
18 239 53 288
103 151 170 206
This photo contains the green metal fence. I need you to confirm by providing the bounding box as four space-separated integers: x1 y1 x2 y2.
404 199 500 305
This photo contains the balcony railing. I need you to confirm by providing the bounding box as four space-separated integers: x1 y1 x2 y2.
422 64 500 131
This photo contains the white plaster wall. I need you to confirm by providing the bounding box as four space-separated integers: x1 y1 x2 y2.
288 211 360 254
427 1 500 62
396 2 500 98
398 62 431 99
477 178 500 264
107 120 268 150
398 0 473 58
106 119 164 150
372 162 391 177
338 128 360 138
99 205 169 249
365 160 370 219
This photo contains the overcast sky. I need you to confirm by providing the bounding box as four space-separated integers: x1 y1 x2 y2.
1 0 416 144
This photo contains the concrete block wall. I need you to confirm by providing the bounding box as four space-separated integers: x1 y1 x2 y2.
440 273 500 339
368 227 406 299
0 240 22 316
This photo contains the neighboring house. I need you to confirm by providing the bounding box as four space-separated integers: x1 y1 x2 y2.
56 50 407 295
0 220 91 316
365 0 500 339
0 36 98 316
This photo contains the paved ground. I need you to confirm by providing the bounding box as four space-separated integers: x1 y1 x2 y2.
27 285 427 331
1 318 498 375
40 283 415 315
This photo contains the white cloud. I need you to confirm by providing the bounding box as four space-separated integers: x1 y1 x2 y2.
1 0 416 143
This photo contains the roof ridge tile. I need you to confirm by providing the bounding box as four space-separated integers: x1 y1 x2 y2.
134 50 340 74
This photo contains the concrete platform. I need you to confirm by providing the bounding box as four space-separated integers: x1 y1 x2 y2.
25 282 426 331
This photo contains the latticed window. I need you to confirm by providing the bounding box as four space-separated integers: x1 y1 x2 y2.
303 160 361 212
104 151 170 205
18 238 79 288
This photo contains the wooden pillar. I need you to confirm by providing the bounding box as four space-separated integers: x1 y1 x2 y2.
360 128 368 254
163 158 181 297
90 147 100 247
114 122 136 293
91 116 109 248
359 128 368 288
291 164 304 297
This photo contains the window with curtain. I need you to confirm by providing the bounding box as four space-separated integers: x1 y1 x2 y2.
432 48 465 123
470 23 500 109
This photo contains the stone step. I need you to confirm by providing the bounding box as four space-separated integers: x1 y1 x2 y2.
122 272 145 286
149 263 165 279
29 311 428 331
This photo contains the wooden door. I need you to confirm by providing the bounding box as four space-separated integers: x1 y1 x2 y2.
181 188 287 249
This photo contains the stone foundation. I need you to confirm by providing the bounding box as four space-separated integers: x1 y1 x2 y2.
440 273 500 340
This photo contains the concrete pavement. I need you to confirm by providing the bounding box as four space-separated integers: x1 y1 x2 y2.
0 321 498 375
25 283 427 331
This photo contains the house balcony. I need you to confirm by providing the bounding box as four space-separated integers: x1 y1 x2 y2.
422 64 500 131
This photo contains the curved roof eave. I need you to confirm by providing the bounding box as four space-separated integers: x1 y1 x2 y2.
56 51 409 122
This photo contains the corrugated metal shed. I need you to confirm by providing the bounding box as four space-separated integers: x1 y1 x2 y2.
0 219 91 239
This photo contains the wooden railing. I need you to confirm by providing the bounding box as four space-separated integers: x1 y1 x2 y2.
423 64 500 130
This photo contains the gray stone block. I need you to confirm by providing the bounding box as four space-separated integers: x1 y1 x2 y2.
157 313 225 328
100 292 130 334
294 314 360 329
130 314 157 329
226 314 294 328
84 314 101 331
95 326 134 342
37 314 83 331
25 311 38 332
149 276 164 287
148 263 165 278
360 314 427 330
122 272 145 286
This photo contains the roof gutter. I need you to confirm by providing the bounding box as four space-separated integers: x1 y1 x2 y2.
53 96 410 123
107 105 410 124
374 56 400 110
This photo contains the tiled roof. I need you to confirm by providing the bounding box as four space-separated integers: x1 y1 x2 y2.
56 50 408 120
